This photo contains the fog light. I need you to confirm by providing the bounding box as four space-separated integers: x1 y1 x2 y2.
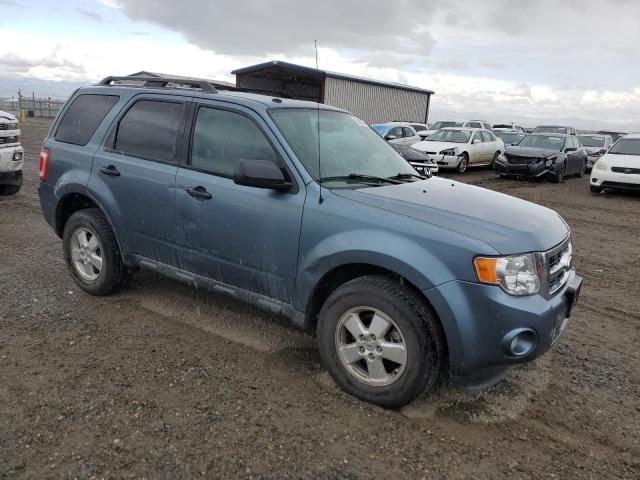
591 178 598 183
502 328 537 358
12 152 22 161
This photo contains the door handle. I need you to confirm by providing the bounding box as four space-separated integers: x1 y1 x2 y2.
186 186 212 200
99 165 120 177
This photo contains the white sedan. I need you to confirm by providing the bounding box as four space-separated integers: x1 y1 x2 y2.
590 133 640 194
411 127 505 173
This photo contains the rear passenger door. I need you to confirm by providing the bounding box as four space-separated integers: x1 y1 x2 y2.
174 101 305 303
90 94 189 263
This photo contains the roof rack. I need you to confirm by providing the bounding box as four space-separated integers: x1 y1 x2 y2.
98 76 218 93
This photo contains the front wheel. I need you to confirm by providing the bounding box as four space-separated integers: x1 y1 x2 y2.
456 153 469 174
317 276 445 408
490 151 500 168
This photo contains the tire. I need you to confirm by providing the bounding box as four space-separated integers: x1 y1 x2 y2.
590 185 602 194
490 151 500 168
317 275 445 408
0 177 22 196
62 208 128 296
456 153 469 174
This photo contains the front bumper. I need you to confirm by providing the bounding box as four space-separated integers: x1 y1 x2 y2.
422 153 459 169
0 169 22 186
591 169 640 190
494 157 562 180
424 269 582 376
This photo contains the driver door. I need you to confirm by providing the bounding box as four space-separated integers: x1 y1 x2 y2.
469 131 485 164
174 102 305 302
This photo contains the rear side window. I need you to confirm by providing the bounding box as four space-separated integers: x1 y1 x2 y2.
113 99 184 163
55 94 119 146
190 107 278 176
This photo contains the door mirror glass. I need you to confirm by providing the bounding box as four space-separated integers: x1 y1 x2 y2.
233 159 292 192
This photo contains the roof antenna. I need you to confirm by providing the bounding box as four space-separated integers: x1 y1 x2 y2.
315 39 324 205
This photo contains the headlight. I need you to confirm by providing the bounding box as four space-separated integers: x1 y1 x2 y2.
594 161 608 171
439 148 457 156
474 254 540 296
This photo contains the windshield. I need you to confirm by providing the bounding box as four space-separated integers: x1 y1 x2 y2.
431 121 457 130
370 124 391 137
577 135 605 148
533 126 568 134
270 110 416 186
608 138 640 156
495 132 526 144
427 129 471 143
517 135 566 150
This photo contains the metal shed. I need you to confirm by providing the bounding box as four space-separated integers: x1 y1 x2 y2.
231 61 434 124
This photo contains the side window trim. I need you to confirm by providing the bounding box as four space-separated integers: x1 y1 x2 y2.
184 103 298 193
103 96 188 166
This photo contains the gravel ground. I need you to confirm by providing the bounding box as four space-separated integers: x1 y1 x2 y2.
1 119 639 479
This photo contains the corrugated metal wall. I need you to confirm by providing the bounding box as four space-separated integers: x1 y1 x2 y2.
324 77 430 124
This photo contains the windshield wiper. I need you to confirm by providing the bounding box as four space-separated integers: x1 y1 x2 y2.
319 173 403 185
388 172 428 181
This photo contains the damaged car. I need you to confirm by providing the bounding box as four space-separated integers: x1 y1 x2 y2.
495 133 587 182
0 110 24 196
577 134 613 170
389 143 438 176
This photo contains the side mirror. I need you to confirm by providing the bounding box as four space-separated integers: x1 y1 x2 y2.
233 159 293 192
385 134 398 140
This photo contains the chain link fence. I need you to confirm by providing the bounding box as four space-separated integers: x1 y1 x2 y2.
0 94 66 120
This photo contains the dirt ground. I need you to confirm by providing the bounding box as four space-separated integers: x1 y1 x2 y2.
1 118 638 479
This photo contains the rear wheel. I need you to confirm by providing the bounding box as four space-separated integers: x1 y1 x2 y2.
63 208 128 296
456 153 469 174
317 276 445 408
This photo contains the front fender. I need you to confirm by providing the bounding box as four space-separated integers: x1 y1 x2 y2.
293 228 460 313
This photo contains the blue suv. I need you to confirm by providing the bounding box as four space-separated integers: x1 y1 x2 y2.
38 76 582 407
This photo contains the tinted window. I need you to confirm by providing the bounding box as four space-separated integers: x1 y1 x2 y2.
402 127 415 138
191 107 278 176
55 94 119 146
113 100 184 163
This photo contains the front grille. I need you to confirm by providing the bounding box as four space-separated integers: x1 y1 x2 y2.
542 238 572 297
0 123 18 130
506 155 540 165
611 167 640 175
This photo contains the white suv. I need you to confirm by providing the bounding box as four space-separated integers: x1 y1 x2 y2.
590 133 640 194
0 110 23 195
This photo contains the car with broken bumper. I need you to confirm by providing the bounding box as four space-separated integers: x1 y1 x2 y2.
495 133 588 182
0 110 24 195
37 77 582 408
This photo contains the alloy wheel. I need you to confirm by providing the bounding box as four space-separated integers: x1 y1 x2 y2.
334 306 408 387
70 227 103 281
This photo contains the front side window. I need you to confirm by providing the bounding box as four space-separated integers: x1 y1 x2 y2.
55 94 119 146
270 109 415 184
427 129 472 143
387 126 403 139
191 107 279 176
472 131 483 143
481 131 493 142
113 99 184 163
402 127 415 138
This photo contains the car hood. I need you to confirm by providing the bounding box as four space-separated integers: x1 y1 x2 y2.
505 146 559 159
584 146 604 155
412 140 466 153
333 177 569 254
600 153 640 168
0 110 16 122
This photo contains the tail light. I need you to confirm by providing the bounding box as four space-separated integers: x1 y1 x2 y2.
39 147 50 182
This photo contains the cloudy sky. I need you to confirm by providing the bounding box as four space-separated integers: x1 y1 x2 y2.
1 0 639 129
